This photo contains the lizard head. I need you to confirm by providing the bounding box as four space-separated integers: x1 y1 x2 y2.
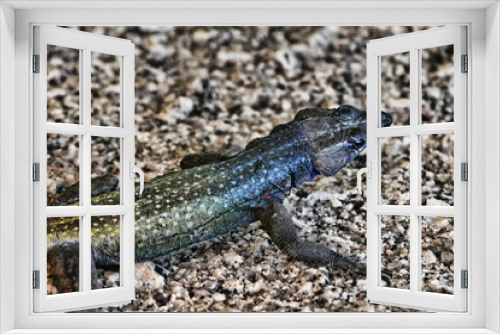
294 105 392 176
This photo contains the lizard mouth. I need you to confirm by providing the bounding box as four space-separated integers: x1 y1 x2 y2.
347 126 367 152
345 111 392 152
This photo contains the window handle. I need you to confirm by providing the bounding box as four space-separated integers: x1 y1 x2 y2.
356 162 371 195
129 162 144 195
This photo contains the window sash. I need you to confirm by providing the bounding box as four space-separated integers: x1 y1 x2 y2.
366 26 468 312
32 26 136 312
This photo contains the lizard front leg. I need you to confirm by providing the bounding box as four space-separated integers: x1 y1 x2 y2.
255 200 366 276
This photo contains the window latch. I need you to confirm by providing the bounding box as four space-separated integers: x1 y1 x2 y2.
356 162 372 195
129 162 144 195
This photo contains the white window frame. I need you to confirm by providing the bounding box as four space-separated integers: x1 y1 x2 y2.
0 1 498 333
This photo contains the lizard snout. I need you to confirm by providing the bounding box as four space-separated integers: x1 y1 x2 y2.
381 112 393 127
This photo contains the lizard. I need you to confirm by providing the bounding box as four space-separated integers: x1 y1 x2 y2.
47 105 393 293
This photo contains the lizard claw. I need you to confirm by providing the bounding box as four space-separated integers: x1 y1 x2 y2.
330 253 366 277
331 255 394 283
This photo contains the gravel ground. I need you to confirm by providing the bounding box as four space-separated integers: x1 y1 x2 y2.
46 26 455 312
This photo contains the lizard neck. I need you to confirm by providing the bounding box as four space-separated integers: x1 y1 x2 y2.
246 121 316 200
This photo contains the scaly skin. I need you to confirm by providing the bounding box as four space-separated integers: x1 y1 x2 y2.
47 106 393 291
48 122 314 265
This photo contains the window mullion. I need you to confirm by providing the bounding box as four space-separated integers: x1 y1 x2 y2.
409 47 421 294
77 47 85 292
81 213 92 293
122 51 136 292
413 122 454 135
372 205 454 217
81 47 92 294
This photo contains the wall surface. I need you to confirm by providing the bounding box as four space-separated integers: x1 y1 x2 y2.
0 1 16 334
485 2 500 333
7 4 494 332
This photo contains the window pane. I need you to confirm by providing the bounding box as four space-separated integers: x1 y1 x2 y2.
380 215 410 290
421 216 454 295
380 52 410 126
47 216 80 294
421 133 454 206
47 134 80 206
47 45 80 124
91 137 121 206
421 45 454 124
381 136 410 205
91 52 121 127
91 215 121 290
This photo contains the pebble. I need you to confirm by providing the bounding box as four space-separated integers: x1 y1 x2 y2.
297 282 313 295
441 251 454 264
212 293 226 302
203 280 219 292
223 251 244 267
246 279 265 294
422 250 438 264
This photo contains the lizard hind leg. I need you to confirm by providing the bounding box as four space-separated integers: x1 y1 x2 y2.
255 201 367 277
48 174 119 206
180 151 239 169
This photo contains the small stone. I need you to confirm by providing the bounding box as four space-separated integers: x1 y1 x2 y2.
210 268 227 281
262 270 277 281
246 279 265 294
223 250 244 267
397 247 408 257
297 282 313 295
195 289 210 298
426 198 448 206
422 250 438 264
203 280 219 292
212 293 226 302
441 250 454 263
320 289 338 302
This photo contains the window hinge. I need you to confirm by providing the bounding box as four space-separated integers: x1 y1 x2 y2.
33 54 40 73
461 162 468 181
461 270 468 289
461 54 468 73
33 163 40 182
33 270 40 289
